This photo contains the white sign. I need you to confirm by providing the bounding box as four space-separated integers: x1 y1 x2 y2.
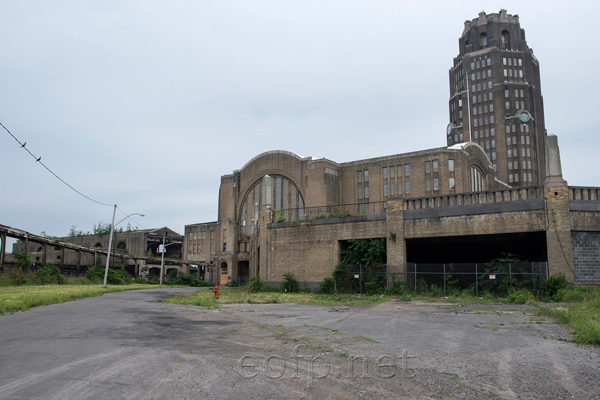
354 274 360 279
158 244 165 253
489 274 496 280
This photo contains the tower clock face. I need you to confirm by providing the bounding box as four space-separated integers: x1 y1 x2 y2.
447 123 453 135
517 110 531 123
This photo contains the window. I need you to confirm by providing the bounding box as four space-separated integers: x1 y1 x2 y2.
364 187 369 198
390 183 395 195
458 99 462 107
364 170 369 182
491 128 495 136
426 179 431 192
425 161 431 173
449 177 455 190
473 95 477 104
474 130 479 139
489 104 494 112
490 115 494 123
405 181 410 194
487 58 491 66
223 243 227 252
505 101 510 110
223 229 227 239
508 161 513 170
382 167 388 179
487 69 492 77
502 31 510 49
503 57 507 65
397 165 402 177
404 164 410 176
491 151 496 160
449 159 454 171
433 178 439 191
488 92 493 101
383 184 388 196
432 160 438 172
480 33 487 48
488 81 492 89
491 140 495 148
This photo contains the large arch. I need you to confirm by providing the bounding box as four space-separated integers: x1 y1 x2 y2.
238 174 305 234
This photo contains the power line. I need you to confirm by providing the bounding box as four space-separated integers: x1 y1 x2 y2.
1 121 114 207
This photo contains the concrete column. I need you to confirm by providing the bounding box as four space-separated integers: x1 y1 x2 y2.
544 186 574 281
544 134 573 281
0 232 6 267
385 198 407 284
42 244 47 265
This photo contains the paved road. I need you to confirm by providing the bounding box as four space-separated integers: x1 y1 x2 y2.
1 290 600 399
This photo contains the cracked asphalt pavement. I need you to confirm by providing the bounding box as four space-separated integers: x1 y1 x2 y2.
0 288 599 399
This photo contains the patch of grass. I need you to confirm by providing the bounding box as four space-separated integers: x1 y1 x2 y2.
536 287 600 345
0 284 157 315
165 287 395 308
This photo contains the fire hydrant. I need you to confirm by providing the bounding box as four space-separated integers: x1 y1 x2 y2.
213 283 219 299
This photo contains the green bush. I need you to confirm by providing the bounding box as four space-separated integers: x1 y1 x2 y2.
248 276 262 293
507 289 534 304
384 281 407 296
282 272 300 293
538 274 568 301
302 287 312 293
318 277 335 294
365 281 384 295
229 280 239 287
134 276 146 284
35 265 66 285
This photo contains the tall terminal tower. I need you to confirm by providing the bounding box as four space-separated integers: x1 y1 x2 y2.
447 10 547 186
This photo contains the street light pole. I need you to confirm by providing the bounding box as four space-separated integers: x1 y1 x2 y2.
103 205 117 288
160 231 166 286
103 207 144 288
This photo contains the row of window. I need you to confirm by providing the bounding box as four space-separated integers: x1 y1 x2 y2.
509 173 533 184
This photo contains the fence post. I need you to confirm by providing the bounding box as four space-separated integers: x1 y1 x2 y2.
475 263 478 297
414 263 417 293
509 263 512 290
443 263 446 297
359 264 363 296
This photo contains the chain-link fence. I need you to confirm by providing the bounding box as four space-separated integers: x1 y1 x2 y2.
326 262 548 296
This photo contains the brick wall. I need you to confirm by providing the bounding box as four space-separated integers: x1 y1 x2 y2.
572 231 600 283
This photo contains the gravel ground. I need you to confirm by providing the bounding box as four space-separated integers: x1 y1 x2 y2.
1 290 599 399
220 301 600 399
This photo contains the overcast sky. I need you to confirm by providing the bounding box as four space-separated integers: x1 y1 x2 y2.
1 1 599 248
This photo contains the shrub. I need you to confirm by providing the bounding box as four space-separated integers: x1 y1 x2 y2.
302 287 312 293
229 280 239 287
248 276 262 293
35 265 66 285
538 274 568 301
507 289 534 304
318 277 335 294
134 276 147 284
282 272 300 293
384 280 407 296
365 281 384 295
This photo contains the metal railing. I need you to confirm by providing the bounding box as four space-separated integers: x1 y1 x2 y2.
272 201 386 223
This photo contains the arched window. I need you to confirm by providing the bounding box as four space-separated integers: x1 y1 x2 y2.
501 30 510 50
95 242 102 248
238 175 304 234
479 33 488 48
470 166 486 192
117 241 126 250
